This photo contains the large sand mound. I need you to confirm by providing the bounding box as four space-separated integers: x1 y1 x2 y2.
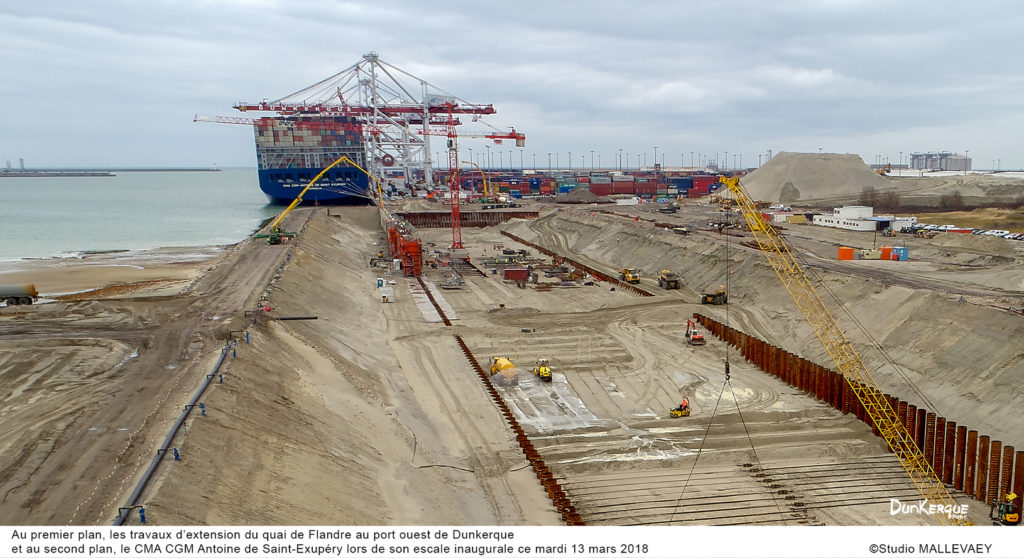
741 152 888 203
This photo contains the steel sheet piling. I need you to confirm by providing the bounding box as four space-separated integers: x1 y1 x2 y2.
976 435 990 502
954 425 967 490
942 420 955 484
965 430 978 494
987 440 1002 505
934 417 946 478
1000 445 1013 504
1014 451 1024 516
924 413 936 469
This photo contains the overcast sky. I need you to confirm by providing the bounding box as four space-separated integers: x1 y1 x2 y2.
2 1 1022 170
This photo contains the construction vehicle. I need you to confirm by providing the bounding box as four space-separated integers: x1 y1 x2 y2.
717 175 971 526
619 268 641 284
700 286 727 305
685 320 706 345
256 155 380 244
658 202 678 214
1 283 38 305
881 228 896 237
489 356 518 386
670 398 691 418
877 162 892 175
990 492 1020 526
657 270 681 289
914 229 937 239
530 358 552 383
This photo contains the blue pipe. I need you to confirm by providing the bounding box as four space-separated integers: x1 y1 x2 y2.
112 347 229 525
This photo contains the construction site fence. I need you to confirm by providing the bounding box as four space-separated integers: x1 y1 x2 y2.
694 313 1023 516
397 211 539 228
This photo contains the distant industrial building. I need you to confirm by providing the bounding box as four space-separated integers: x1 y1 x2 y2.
812 206 917 232
909 152 971 171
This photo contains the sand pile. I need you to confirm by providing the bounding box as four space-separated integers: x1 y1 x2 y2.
741 152 888 203
555 187 605 204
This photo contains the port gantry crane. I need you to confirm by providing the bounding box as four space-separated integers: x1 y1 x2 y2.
230 52 519 190
717 176 971 526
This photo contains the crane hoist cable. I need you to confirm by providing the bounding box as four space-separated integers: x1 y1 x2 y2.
717 175 970 526
671 209 788 525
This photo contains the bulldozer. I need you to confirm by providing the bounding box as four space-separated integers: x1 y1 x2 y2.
530 358 553 383
619 268 641 284
990 492 1021 526
685 320 706 345
657 270 680 289
489 356 519 387
700 286 728 305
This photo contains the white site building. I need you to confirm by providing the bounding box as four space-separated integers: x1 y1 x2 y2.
812 206 917 232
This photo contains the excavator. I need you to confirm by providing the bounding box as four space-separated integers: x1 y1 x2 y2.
990 492 1020 526
256 155 382 244
530 358 552 383
685 320 706 345
877 162 892 175
716 175 972 525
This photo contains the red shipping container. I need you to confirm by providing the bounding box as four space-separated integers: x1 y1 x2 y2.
503 268 530 281
576 176 591 183
589 183 612 196
612 182 636 194
693 175 718 189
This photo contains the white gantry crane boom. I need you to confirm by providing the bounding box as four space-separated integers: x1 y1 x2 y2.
230 52 521 187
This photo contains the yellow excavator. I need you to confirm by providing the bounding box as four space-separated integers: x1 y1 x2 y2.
991 492 1020 526
256 155 382 244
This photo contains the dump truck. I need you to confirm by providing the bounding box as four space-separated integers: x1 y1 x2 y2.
618 268 641 284
657 270 680 289
1 284 38 305
700 286 728 305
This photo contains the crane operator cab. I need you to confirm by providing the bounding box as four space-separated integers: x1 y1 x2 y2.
670 397 691 418
991 492 1020 526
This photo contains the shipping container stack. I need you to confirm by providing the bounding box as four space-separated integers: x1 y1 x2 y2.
253 116 365 170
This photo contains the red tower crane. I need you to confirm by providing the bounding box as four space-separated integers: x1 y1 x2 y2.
444 103 463 250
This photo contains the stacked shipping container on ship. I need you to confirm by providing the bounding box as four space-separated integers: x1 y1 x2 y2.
253 116 370 204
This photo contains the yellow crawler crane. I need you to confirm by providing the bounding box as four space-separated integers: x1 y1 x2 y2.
717 176 971 526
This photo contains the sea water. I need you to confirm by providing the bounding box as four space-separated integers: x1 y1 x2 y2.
0 169 280 261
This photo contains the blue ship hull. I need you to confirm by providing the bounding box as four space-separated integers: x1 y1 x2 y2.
257 168 370 205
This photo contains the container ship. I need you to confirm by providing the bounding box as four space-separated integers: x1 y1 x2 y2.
253 115 369 204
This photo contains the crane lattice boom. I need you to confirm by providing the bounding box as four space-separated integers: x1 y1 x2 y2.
718 176 970 526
